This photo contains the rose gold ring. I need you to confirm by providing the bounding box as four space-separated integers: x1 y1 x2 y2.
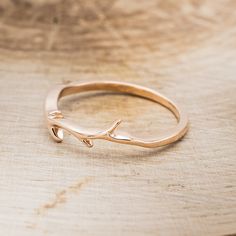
45 81 188 148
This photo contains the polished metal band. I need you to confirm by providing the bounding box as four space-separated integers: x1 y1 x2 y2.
45 81 188 148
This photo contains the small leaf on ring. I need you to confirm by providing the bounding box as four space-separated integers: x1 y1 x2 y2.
82 139 94 148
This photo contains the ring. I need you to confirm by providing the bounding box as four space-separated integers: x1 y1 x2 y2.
45 81 188 148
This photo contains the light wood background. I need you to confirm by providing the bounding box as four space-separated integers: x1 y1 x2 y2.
0 0 236 235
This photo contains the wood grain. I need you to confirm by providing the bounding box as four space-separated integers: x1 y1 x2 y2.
0 0 236 235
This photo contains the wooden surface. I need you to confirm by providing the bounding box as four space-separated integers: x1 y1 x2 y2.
0 0 236 235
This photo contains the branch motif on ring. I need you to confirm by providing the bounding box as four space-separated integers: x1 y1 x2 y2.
48 110 131 148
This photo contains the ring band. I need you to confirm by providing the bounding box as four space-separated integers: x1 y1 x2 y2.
45 81 188 148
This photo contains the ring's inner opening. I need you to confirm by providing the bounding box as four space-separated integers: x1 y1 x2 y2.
59 91 177 140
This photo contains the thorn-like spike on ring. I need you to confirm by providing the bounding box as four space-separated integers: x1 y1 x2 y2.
107 119 122 135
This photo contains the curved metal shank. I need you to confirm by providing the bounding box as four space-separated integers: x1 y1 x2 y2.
45 81 188 148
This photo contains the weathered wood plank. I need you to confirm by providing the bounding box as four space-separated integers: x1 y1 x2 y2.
0 0 235 235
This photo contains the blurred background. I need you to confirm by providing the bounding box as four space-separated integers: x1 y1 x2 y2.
1 0 235 64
